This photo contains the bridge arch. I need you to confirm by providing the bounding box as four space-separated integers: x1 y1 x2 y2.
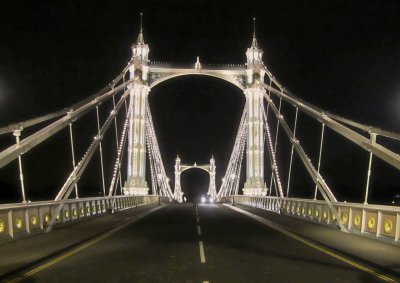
148 69 246 91
146 75 244 202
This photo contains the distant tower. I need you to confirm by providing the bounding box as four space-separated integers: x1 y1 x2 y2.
207 154 217 199
124 13 150 196
174 154 183 202
195 56 202 70
243 18 267 196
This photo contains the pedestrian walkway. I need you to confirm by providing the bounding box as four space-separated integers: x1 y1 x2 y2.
230 204 400 278
0 204 161 279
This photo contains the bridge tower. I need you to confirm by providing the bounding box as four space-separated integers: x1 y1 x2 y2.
124 15 150 196
207 155 217 199
174 155 217 202
174 155 183 202
242 20 267 196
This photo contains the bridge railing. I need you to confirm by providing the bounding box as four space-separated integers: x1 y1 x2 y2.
220 196 400 245
0 195 170 243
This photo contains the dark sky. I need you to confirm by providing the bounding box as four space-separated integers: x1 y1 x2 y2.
0 0 399 203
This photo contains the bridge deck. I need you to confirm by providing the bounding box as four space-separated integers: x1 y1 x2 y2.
1 203 399 282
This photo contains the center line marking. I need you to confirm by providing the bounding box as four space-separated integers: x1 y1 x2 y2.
197 225 202 235
199 241 206 263
196 216 200 223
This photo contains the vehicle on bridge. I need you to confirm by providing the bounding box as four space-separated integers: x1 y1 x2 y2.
200 194 214 204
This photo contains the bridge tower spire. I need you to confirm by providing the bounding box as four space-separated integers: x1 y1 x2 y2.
243 17 267 196
124 13 150 196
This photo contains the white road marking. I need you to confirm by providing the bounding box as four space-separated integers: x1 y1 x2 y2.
199 241 206 263
196 216 200 223
197 225 202 235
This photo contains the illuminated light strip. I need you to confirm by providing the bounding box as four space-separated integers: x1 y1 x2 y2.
225 205 399 283
218 105 248 198
108 101 132 196
145 101 173 198
219 107 247 196
146 120 158 195
234 132 246 195
261 102 284 197
5 206 163 283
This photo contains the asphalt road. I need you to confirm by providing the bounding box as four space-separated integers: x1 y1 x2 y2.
5 203 398 283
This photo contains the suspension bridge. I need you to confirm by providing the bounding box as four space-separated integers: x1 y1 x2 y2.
0 18 399 283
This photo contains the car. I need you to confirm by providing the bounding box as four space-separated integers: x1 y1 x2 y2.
200 194 214 204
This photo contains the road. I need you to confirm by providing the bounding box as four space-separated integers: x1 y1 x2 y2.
4 203 398 283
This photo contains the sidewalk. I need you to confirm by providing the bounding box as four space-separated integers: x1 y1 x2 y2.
0 204 162 278
229 204 400 278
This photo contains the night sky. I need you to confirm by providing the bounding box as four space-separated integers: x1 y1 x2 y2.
0 1 399 203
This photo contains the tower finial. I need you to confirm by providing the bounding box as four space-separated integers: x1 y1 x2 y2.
136 12 145 44
253 17 256 37
251 17 258 48
140 12 143 32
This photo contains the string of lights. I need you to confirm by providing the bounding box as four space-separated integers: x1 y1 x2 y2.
108 93 132 197
145 100 173 198
217 104 248 197
261 95 284 198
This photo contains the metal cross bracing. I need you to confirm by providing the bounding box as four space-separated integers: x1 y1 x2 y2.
0 17 400 244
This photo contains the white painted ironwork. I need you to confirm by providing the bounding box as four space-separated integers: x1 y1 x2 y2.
314 123 325 200
364 133 377 204
0 77 133 169
13 130 27 203
68 123 79 199
286 107 298 197
96 105 106 196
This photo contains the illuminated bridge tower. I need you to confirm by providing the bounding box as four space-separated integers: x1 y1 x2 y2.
174 155 217 202
242 28 268 196
124 18 150 196
174 155 183 202
207 155 217 199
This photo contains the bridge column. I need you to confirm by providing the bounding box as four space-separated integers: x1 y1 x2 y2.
242 30 267 196
174 155 183 202
207 156 217 199
123 21 150 196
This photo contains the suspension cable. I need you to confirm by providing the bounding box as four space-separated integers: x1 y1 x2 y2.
108 97 132 197
261 97 284 198
145 100 173 198
218 104 247 198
